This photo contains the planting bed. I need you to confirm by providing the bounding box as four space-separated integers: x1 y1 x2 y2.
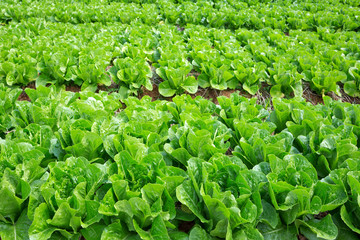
1 0 360 239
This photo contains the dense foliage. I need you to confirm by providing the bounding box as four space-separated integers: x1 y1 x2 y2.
1 0 360 239
0 84 359 239
1 0 360 97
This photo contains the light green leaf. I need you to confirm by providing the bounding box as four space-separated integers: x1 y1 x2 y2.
0 210 31 240
296 215 338 240
159 81 177 97
176 181 208 223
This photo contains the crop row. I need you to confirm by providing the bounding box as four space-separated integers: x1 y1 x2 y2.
1 0 360 31
1 18 360 98
1 85 360 239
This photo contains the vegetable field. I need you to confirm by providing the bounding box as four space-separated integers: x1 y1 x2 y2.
1 0 360 239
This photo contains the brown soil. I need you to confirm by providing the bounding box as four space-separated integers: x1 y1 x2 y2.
302 82 360 105
219 89 238 99
298 234 307 240
226 147 233 155
314 211 329 220
138 84 166 101
15 79 360 108
191 88 251 104
17 82 35 101
302 82 324 105
24 82 36 89
66 85 82 92
175 202 195 234
96 82 118 93
326 91 342 102
339 84 360 104
193 88 222 104
18 91 31 101
324 89 360 105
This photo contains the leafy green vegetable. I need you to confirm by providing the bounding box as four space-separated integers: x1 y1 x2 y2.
157 63 198 97
1 0 360 238
108 57 153 99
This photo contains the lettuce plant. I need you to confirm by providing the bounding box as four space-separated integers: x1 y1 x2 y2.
0 143 46 240
346 61 360 97
268 61 303 98
36 49 78 87
157 62 198 97
108 57 153 99
28 157 107 240
0 58 37 86
303 64 346 95
0 84 21 135
232 60 267 95
74 48 112 92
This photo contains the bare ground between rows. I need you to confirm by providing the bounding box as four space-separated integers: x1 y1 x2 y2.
15 60 360 105
17 81 360 107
